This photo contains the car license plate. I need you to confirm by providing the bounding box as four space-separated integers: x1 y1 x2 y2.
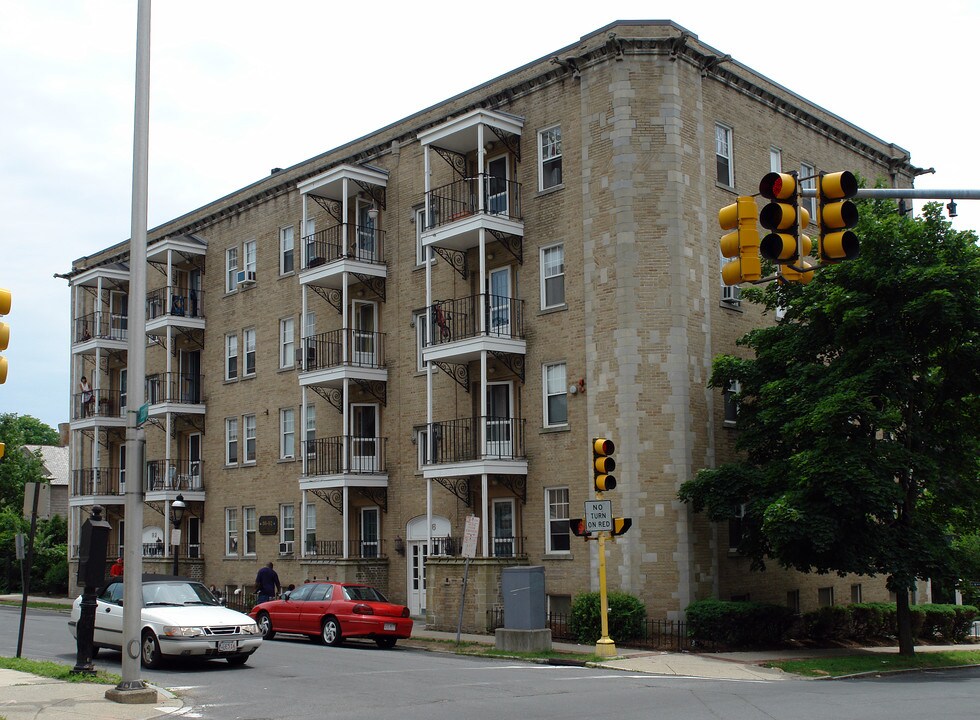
218 640 237 652
384 623 396 631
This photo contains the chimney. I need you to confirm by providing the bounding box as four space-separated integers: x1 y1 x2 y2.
58 423 70 447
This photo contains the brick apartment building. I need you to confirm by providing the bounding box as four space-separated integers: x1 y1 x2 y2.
65 20 927 630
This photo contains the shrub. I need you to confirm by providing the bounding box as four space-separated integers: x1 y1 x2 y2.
915 603 978 642
801 605 852 641
686 599 795 647
849 603 895 640
568 591 646 645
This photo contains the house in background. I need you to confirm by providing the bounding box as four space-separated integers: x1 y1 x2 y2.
22 444 69 519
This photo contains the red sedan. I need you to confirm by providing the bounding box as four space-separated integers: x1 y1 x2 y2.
249 581 413 648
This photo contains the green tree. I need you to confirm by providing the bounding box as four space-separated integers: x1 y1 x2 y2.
0 413 58 510
679 200 980 656
0 414 60 447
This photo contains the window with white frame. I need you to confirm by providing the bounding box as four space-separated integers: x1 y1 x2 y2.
543 362 568 427
244 414 257 463
800 162 816 220
416 426 429 469
225 417 238 465
305 502 317 553
721 259 741 306
244 507 257 555
280 408 295 459
244 328 256 376
546 487 571 553
225 508 239 555
724 379 741 425
281 504 295 545
770 146 782 173
225 247 239 293
414 309 429 371
540 243 565 309
715 123 733 187
280 317 295 369
244 239 257 276
305 404 316 458
304 311 316 366
818 586 835 607
225 333 238 380
414 207 433 266
280 226 295 275
538 125 563 190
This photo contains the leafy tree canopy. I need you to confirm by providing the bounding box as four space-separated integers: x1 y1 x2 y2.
0 413 60 447
0 413 58 511
679 199 980 652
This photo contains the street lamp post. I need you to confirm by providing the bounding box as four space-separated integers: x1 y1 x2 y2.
170 494 186 576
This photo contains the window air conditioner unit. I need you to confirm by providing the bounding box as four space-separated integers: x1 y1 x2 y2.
236 270 257 286
279 541 294 555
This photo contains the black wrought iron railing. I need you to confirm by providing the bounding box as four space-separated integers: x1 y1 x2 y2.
303 539 387 559
73 389 125 420
71 468 124 496
423 174 522 229
146 285 204 321
145 372 204 404
73 312 128 343
427 294 525 345
302 436 388 475
301 328 386 371
145 458 205 492
420 417 526 463
302 224 386 270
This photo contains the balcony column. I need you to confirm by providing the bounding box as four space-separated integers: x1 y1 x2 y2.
342 486 349 560
341 177 350 258
480 351 489 557
481 474 489 557
479 229 487 334
477 124 486 213
166 249 173 315
300 491 308 558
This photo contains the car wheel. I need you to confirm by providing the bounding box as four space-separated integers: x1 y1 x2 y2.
141 630 163 669
375 637 397 649
321 617 343 646
257 612 276 640
227 654 250 666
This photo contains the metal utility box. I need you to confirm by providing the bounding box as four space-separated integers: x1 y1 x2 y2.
501 566 546 630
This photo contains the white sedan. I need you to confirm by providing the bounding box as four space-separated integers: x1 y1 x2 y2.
69 575 263 667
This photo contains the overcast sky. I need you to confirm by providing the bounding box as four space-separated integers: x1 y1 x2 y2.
1 0 978 430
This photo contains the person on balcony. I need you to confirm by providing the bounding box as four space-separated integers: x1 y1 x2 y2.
79 376 94 415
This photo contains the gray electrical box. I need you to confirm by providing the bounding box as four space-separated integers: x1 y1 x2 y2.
501 566 546 630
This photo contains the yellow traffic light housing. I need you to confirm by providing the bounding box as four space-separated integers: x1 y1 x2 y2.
569 518 591 539
758 172 812 269
611 517 632 536
817 171 859 263
593 437 616 493
0 287 9 384
719 197 761 285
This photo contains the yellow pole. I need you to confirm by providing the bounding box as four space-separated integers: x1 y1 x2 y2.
594 530 617 657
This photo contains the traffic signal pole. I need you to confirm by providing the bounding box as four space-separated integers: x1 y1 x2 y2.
595 526 616 658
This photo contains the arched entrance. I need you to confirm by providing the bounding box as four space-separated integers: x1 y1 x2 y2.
405 514 450 616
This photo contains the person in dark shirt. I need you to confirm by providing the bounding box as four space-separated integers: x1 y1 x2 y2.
255 562 281 603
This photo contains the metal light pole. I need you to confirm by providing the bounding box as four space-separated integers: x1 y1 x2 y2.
170 495 185 576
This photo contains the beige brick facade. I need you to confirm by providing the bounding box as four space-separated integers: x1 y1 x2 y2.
66 21 924 628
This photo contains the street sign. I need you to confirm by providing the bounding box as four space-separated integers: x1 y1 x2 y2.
137 403 149 426
461 515 480 559
585 500 613 533
22 482 50 521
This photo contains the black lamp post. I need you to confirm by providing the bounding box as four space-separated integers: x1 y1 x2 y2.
170 494 186 576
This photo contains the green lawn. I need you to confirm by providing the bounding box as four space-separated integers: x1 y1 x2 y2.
767 650 980 677
0 656 120 684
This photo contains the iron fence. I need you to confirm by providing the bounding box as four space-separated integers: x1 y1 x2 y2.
302 224 386 270
302 328 386 371
427 294 525 345
421 416 526 464
424 174 522 229
302 436 388 476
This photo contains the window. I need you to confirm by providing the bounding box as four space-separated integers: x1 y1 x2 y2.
543 362 568 427
280 317 295 369
243 239 257 276
361 507 379 558
770 147 782 173
244 328 256 376
728 503 746 551
538 125 563 190
416 426 429 469
280 226 295 275
305 502 317 554
546 487 570 553
225 247 239 293
243 507 257 556
225 418 238 465
721 266 741 306
786 589 801 613
723 379 740 425
244 414 257 463
800 162 816 220
225 508 239 555
715 123 733 186
414 309 429 371
305 404 316 457
280 408 295 459
281 504 295 544
540 243 565 309
414 207 433 266
225 333 238 380
119 368 127 410
818 586 835 607
850 584 863 603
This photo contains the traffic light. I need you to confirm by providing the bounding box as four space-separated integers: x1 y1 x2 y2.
0 287 9 385
593 438 616 493
719 196 761 285
817 171 859 264
569 518 591 540
611 517 632 536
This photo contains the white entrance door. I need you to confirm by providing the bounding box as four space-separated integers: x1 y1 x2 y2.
487 267 511 337
109 291 128 339
485 382 513 458
360 507 379 558
187 433 202 489
349 404 379 472
406 515 450 616
356 200 378 261
351 300 378 367
486 155 509 216
492 498 515 557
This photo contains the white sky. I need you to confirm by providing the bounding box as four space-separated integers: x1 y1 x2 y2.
2 0 978 430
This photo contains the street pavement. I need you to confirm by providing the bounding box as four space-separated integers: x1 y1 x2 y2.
1 594 977 720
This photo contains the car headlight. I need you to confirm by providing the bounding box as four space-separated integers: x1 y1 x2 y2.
162 626 206 637
242 623 261 635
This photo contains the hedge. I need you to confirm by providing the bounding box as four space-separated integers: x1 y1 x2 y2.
568 591 646 645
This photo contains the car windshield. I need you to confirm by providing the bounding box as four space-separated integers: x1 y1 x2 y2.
343 586 388 603
142 581 221 606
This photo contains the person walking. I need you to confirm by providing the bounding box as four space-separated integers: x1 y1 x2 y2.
109 556 124 577
255 561 281 604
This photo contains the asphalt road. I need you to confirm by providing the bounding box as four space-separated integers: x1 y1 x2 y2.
4 605 980 720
